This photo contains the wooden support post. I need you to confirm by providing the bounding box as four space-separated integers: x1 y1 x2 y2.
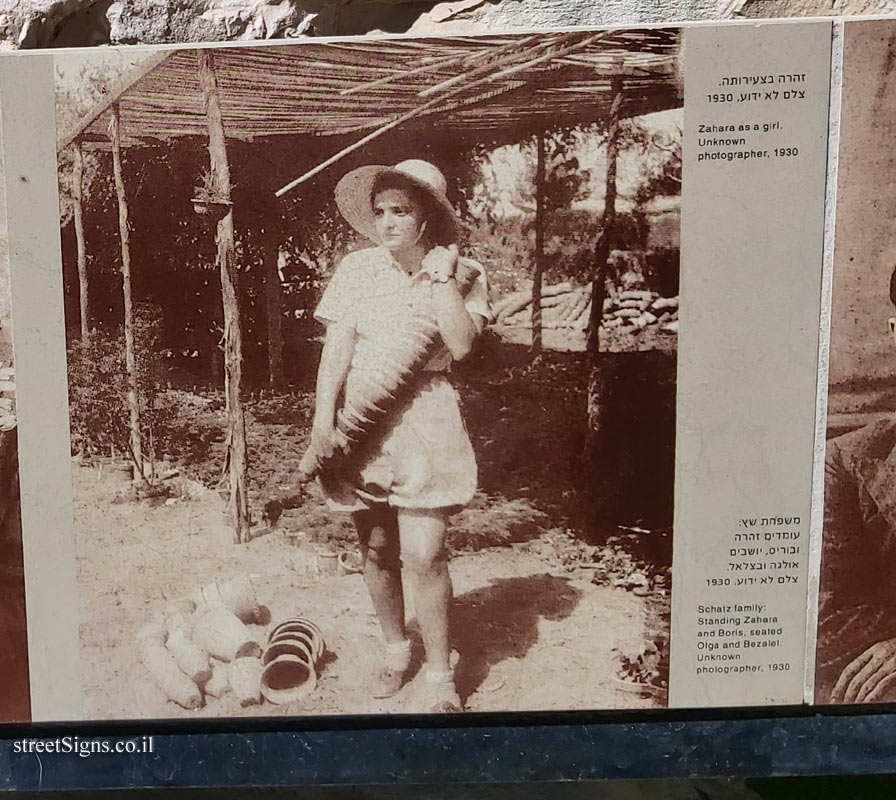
262 222 284 388
71 141 89 339
531 131 546 355
586 76 624 524
109 104 143 474
198 49 250 544
587 76 623 357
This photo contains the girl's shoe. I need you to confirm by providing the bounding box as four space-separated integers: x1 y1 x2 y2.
424 668 463 713
372 639 412 699
372 665 408 699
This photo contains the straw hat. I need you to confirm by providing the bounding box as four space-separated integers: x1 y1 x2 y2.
334 159 459 245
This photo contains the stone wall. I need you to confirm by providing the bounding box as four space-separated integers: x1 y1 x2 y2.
1 0 894 50
728 0 894 15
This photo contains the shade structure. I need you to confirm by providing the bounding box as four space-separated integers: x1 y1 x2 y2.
54 26 683 529
58 28 681 156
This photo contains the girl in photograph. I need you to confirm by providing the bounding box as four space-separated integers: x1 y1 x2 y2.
307 159 491 713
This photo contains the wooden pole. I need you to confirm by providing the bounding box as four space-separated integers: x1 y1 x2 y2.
71 141 89 339
109 104 143 474
417 34 568 98
585 76 624 527
531 131 546 355
198 49 250 544
262 222 284 388
340 35 540 96
587 76 623 357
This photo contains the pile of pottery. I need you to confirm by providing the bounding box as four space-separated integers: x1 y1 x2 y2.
602 290 679 335
137 574 327 710
260 617 326 704
494 282 593 332
136 574 270 709
494 284 679 336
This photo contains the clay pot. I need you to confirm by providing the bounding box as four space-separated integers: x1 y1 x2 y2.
267 617 323 643
165 598 197 616
192 575 268 625
260 653 318 705
268 626 323 662
165 628 211 687
217 574 268 624
161 607 191 638
338 550 363 575
268 617 322 637
315 548 339 576
204 661 231 699
230 656 264 707
262 635 317 667
267 618 324 660
258 614 325 704
137 636 202 710
218 575 252 612
198 581 225 608
268 628 317 649
192 607 262 663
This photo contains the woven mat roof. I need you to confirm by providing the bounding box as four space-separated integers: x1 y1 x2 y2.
62 28 681 154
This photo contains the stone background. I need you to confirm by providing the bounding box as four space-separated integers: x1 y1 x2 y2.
0 0 893 50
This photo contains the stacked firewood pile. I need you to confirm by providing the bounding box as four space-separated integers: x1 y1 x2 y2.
493 283 679 336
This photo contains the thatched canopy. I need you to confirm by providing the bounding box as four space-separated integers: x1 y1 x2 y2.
59 28 681 158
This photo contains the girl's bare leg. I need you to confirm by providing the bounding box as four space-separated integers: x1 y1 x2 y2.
397 508 452 675
354 506 405 644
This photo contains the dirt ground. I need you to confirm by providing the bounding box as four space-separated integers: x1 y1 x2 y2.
74 471 664 720
73 341 670 719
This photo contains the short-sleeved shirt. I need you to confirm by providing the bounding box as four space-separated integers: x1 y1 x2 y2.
313 246 492 512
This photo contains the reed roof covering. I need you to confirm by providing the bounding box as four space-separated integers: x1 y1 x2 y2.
61 28 681 153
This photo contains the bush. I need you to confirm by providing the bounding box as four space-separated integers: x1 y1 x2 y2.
463 216 533 296
68 329 129 458
67 304 171 465
462 207 657 300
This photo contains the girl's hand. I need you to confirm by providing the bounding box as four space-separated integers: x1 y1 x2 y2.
310 417 342 461
422 244 459 283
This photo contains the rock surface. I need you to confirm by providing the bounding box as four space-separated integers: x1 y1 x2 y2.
723 0 896 15
109 0 315 43
0 0 112 49
2 0 895 48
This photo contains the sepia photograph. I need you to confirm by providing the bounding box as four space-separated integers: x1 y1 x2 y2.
54 28 682 718
0 126 29 723
816 19 896 704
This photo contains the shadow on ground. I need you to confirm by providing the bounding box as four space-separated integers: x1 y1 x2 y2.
451 572 582 701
